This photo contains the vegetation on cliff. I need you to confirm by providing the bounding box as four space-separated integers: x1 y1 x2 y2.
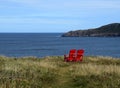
62 23 120 37
0 56 120 88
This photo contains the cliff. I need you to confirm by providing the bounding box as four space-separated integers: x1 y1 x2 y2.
62 23 120 37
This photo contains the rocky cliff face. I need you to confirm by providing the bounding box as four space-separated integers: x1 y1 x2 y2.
62 23 120 37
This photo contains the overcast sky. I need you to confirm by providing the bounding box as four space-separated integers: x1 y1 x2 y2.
0 0 120 33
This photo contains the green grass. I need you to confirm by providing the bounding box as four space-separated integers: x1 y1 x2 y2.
0 55 120 88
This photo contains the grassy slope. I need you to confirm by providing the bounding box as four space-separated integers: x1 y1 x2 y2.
0 56 120 88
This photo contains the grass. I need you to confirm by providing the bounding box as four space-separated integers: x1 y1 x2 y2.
0 55 120 88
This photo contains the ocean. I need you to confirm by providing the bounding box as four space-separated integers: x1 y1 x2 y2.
0 33 120 58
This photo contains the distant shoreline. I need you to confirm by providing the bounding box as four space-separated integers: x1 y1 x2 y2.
62 23 120 37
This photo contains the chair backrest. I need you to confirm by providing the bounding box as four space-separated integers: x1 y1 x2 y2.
76 49 84 61
68 49 76 61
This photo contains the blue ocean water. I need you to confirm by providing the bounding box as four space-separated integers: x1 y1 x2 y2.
0 33 120 58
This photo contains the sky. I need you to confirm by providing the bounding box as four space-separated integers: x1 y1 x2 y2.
0 0 120 33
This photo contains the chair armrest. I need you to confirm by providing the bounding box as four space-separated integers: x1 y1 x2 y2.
64 54 68 61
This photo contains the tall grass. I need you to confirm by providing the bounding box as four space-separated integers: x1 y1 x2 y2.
0 55 120 88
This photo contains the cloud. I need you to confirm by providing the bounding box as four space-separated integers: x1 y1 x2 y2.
0 16 81 25
1 0 120 17
64 0 120 9
2 0 120 9
3 0 38 4
0 0 119 27
0 0 120 32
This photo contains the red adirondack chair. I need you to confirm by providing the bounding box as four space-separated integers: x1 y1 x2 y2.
75 49 84 62
64 49 76 62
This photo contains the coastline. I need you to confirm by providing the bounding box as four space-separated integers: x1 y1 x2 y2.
0 55 120 88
